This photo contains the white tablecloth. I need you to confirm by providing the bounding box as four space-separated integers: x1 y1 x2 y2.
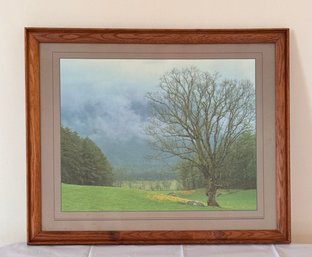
0 243 311 257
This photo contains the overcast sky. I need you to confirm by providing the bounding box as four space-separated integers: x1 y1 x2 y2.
60 58 255 165
61 58 255 141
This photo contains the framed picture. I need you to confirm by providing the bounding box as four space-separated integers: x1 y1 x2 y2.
25 28 290 244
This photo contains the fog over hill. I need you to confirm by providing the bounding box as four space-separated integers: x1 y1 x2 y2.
60 59 255 177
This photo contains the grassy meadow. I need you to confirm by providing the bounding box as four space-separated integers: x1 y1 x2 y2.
61 183 256 212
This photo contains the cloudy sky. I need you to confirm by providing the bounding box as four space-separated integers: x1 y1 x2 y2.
60 58 255 167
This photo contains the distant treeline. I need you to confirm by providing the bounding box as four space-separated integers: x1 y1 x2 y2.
61 126 256 190
177 131 257 190
113 167 176 183
114 132 256 191
61 126 113 186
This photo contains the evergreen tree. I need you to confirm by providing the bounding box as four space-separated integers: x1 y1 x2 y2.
61 127 83 184
224 131 256 189
61 126 113 186
176 132 256 190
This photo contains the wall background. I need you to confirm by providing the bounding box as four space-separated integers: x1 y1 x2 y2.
0 0 311 244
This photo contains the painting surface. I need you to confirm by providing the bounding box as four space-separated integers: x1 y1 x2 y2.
60 59 257 212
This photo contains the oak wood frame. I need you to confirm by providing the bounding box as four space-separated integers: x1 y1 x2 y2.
25 28 290 245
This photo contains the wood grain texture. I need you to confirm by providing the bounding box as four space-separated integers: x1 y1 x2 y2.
26 27 287 44
25 29 42 243
25 28 290 245
275 29 291 242
28 229 288 245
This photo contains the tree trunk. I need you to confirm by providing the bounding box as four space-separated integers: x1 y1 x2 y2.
206 178 220 207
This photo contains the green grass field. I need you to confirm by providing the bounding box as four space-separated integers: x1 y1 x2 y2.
61 183 257 212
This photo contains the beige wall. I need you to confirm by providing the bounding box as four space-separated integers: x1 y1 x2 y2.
0 0 311 244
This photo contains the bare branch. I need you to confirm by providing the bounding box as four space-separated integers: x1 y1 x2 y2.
145 66 255 180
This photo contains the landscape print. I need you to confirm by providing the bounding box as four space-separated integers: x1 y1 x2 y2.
60 58 257 212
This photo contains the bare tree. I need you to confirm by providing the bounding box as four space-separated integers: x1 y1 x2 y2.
145 67 255 207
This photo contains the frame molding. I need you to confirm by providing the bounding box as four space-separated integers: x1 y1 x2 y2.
25 28 290 244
